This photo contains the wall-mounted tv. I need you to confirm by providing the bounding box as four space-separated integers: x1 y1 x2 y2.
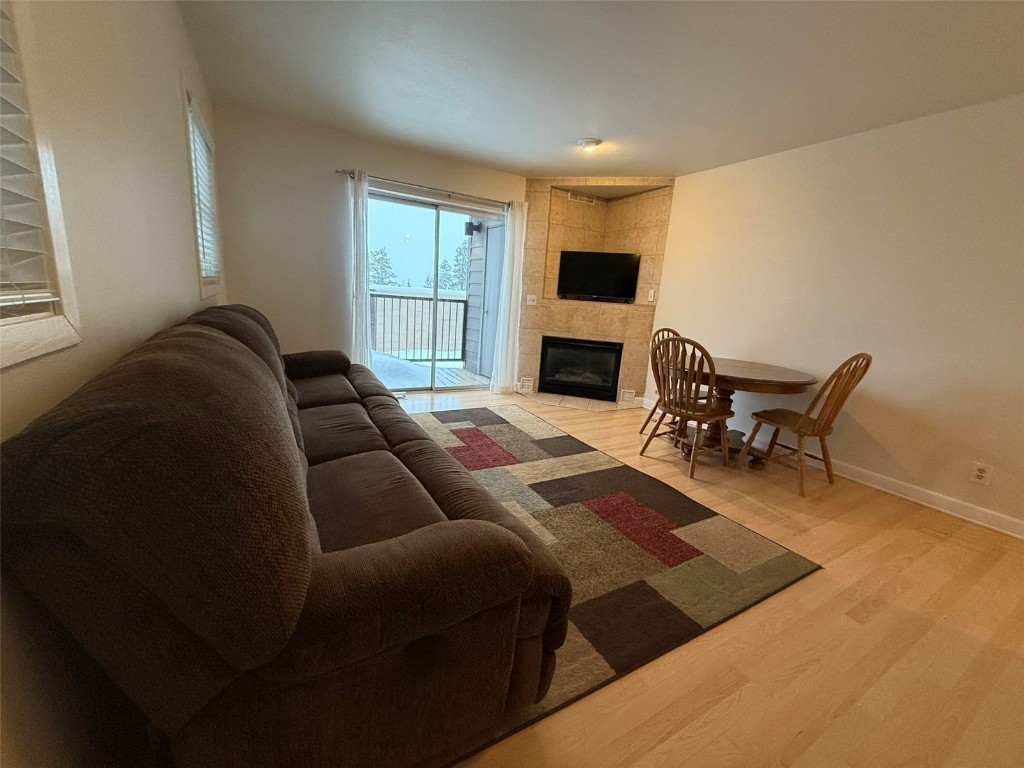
557 250 640 304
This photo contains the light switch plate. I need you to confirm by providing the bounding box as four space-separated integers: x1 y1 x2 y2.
647 289 656 302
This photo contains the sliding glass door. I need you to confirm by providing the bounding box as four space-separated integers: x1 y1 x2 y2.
367 191 504 391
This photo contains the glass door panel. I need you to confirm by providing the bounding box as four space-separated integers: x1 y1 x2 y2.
367 197 436 390
366 192 504 392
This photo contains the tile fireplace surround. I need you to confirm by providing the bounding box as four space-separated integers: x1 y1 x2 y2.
517 178 675 403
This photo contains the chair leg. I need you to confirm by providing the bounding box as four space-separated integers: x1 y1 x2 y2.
639 399 660 434
738 420 762 464
640 412 667 456
688 424 700 478
720 418 730 467
797 435 806 496
766 427 781 458
820 436 834 484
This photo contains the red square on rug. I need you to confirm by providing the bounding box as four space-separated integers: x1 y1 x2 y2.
585 491 702 567
447 428 522 471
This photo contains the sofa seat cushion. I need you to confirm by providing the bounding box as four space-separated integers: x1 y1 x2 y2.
346 364 398 401
364 396 433 449
306 452 447 551
299 404 389 465
294 374 361 409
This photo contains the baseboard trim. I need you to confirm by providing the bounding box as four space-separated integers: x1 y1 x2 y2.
635 398 1022 540
832 460 1024 542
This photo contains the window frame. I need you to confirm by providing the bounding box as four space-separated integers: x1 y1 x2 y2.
183 90 223 300
0 1 81 369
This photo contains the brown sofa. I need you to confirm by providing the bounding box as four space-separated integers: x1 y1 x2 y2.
0 305 571 768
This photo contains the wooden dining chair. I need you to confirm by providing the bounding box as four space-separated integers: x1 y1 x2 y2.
640 337 734 478
639 327 680 434
738 353 872 496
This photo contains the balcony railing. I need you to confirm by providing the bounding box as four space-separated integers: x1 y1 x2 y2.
370 290 467 362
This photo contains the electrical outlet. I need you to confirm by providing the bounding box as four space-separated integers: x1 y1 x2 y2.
970 462 993 486
526 294 537 305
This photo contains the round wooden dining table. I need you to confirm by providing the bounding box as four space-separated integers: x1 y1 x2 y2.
703 358 818 462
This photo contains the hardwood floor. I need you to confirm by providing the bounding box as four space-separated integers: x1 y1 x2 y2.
401 391 1024 768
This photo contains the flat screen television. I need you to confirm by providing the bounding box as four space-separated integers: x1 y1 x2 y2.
557 250 640 303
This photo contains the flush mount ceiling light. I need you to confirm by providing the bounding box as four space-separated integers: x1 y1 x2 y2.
577 138 603 153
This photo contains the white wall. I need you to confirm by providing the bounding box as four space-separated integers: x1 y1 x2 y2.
0 1 215 764
213 100 525 353
652 96 1024 530
0 1 216 440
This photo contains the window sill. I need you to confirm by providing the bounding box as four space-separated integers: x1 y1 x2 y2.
1 313 82 369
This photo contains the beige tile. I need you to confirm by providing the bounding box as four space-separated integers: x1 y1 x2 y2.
522 274 544 300
637 255 655 285
597 306 630 338
527 192 550 222
523 248 546 278
618 201 639 230
519 304 542 331
530 392 563 405
625 308 656 340
559 396 592 411
638 226 661 255
564 226 588 251
525 222 547 251
582 228 603 250
653 195 673 225
542 300 573 330
569 304 603 337
518 328 542 356
547 223 567 252
549 194 567 225
543 277 559 299
566 200 588 229
518 352 539 381
526 178 554 192
587 399 619 412
545 251 561 278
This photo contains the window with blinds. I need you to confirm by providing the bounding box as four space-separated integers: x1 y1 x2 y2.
1 3 58 322
186 94 221 295
0 0 80 369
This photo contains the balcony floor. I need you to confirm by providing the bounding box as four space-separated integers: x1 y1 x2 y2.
371 351 490 391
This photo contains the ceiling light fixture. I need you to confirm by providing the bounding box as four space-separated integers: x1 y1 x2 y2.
577 138 602 153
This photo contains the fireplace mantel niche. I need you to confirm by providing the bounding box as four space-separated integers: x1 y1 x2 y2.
538 336 624 401
518 179 675 404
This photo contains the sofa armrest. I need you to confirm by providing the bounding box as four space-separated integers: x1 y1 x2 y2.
258 519 534 682
282 350 352 380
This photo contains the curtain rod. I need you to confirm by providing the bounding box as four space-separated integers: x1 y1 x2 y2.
335 169 506 208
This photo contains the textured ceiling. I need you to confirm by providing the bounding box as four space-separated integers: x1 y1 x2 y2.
180 1 1024 177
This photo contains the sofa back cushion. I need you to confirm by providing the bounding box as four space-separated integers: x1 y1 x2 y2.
1 325 313 685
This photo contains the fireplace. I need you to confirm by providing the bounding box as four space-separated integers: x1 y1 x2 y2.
538 336 624 401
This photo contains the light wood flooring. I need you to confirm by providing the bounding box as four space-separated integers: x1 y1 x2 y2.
400 391 1024 768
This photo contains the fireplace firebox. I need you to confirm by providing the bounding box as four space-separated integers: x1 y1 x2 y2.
538 336 624 402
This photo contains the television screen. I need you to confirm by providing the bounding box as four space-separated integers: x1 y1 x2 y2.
557 251 640 303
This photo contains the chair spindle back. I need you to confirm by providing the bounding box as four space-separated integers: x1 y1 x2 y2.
652 337 716 414
805 353 872 432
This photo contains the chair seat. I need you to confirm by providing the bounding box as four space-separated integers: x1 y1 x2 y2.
751 408 830 437
666 401 733 421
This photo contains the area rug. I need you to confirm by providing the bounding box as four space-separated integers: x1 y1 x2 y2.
412 404 819 750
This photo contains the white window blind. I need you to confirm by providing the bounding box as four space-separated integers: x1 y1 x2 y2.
0 3 58 321
186 94 221 291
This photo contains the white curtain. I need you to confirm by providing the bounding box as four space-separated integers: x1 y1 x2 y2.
340 170 371 365
490 200 528 393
